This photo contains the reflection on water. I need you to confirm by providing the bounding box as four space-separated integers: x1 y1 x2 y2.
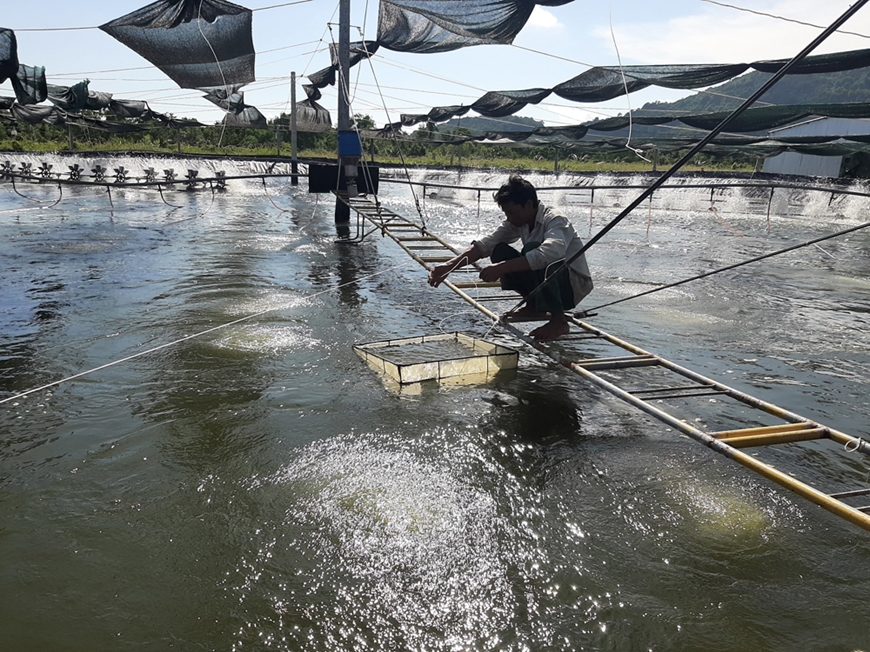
262 433 514 650
1 165 870 650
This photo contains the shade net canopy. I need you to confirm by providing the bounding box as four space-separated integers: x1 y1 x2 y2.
377 0 574 53
203 87 247 113
553 63 751 103
87 90 114 110
306 41 379 91
100 0 255 91
12 64 47 105
10 103 63 125
67 114 148 133
47 80 91 112
223 105 267 128
373 100 870 159
752 48 870 74
296 99 332 129
0 29 19 84
329 40 380 67
676 102 870 132
108 98 153 119
203 89 267 127
386 47 870 131
471 88 552 117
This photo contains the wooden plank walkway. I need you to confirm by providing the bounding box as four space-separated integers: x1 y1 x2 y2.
339 193 870 532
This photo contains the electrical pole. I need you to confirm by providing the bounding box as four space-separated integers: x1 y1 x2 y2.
334 0 360 229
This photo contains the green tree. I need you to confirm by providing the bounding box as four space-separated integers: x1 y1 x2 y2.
353 114 376 130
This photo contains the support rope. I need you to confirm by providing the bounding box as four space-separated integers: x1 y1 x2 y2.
198 0 231 148
11 1 312 30
586 218 870 313
700 0 870 39
262 177 293 213
609 0 650 162
0 261 411 405
709 203 746 237
359 35 428 228
506 0 870 321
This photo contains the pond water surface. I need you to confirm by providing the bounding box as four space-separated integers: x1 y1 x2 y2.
1 159 869 651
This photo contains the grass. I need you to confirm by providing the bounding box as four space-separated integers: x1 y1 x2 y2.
0 139 757 174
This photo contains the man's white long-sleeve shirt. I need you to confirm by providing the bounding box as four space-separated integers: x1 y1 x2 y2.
473 203 593 305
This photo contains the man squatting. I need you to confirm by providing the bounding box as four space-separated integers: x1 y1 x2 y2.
428 175 593 341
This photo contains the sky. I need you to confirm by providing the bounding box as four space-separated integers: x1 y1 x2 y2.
3 0 870 130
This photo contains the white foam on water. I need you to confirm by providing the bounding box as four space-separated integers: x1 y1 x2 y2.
211 324 318 353
263 433 518 649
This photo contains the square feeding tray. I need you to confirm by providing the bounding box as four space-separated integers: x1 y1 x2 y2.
353 332 519 385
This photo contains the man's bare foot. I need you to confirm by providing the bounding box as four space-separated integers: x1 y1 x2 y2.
530 316 570 340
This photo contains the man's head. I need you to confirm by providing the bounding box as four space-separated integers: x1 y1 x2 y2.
493 175 538 227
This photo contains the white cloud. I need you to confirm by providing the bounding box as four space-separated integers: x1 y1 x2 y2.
592 1 870 65
528 6 562 29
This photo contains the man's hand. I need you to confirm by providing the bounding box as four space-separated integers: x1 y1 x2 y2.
428 264 452 287
478 263 506 283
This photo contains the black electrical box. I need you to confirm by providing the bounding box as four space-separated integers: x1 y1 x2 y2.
308 163 379 195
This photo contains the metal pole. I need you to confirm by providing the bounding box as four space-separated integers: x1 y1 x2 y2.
335 0 351 226
337 0 350 134
291 71 298 186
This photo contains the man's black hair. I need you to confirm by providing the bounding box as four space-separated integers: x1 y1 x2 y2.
493 175 538 208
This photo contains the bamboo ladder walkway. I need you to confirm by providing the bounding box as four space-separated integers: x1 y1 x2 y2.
338 193 870 532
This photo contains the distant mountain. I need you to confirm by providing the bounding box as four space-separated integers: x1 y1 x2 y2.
439 115 544 134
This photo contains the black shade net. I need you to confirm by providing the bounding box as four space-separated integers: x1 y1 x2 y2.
12 64 47 106
0 29 19 85
47 81 91 112
100 0 255 91
379 48 870 132
377 0 574 53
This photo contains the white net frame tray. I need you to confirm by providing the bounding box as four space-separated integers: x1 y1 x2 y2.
353 332 519 385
